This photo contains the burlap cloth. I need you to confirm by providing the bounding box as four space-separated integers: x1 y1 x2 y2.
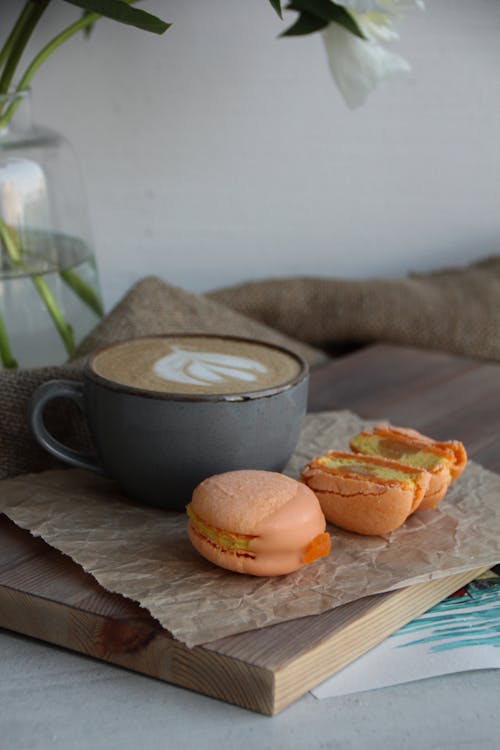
209 255 500 360
1 256 499 481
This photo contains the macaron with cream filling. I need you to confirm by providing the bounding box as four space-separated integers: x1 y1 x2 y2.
301 451 431 536
187 470 331 576
350 423 467 510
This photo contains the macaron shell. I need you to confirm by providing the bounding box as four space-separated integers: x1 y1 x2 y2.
416 463 451 510
188 486 327 577
249 482 327 555
373 423 431 443
302 471 416 535
190 470 309 535
445 441 467 480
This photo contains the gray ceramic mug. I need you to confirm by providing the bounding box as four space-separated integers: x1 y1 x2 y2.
29 335 309 510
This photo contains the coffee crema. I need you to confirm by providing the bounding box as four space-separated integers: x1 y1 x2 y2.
90 335 303 395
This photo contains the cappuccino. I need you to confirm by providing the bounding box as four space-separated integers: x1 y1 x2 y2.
90 335 304 396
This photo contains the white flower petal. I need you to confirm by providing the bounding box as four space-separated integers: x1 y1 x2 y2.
357 13 401 43
322 22 411 108
334 0 424 12
333 0 387 12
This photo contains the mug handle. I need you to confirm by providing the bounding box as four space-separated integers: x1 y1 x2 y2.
29 380 104 474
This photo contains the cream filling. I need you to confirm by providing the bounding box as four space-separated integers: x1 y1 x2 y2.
351 435 451 473
187 505 255 554
318 455 422 484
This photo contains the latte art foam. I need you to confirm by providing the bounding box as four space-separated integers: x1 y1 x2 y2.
153 347 268 387
90 335 303 396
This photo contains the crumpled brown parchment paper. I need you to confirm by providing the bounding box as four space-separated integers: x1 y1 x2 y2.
0 411 498 647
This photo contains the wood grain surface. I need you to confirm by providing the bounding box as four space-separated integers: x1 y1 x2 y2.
1 344 498 714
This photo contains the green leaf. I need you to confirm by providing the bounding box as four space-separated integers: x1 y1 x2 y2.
63 0 171 35
281 11 329 36
268 0 283 19
287 1 365 39
0 0 50 95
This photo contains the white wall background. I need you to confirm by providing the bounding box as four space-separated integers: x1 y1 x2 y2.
5 0 500 309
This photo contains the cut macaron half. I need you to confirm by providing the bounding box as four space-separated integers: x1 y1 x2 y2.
301 451 431 536
187 470 331 576
349 423 467 510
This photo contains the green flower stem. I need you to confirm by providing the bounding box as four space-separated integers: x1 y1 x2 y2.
0 0 50 96
0 220 22 262
0 218 76 357
0 1 138 129
31 274 75 355
0 309 18 368
60 267 104 317
0 2 33 72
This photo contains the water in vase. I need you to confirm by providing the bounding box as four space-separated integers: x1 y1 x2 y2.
0 232 102 369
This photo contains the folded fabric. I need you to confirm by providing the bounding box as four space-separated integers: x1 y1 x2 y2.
0 363 87 481
73 276 324 366
209 256 500 361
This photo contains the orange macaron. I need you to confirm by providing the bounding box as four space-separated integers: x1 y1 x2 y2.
187 470 331 576
301 451 431 536
349 423 467 510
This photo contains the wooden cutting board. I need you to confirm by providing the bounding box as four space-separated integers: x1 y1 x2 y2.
1 344 498 714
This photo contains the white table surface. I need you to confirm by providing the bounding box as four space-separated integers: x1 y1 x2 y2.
1 629 498 750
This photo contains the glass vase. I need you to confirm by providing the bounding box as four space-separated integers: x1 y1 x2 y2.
0 89 103 369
